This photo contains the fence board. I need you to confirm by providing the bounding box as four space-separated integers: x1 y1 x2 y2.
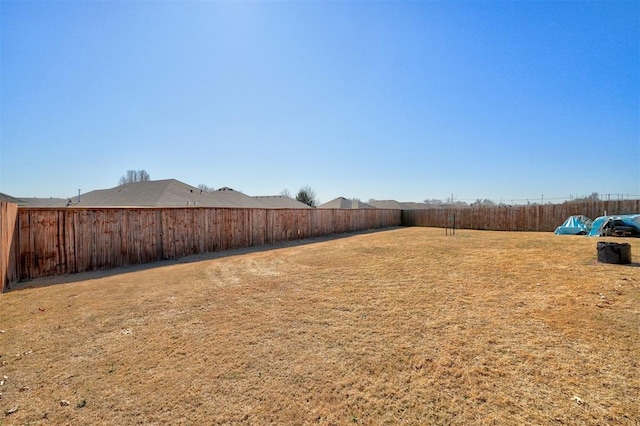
1 202 19 292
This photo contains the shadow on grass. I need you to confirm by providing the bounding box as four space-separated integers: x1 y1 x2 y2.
8 226 404 292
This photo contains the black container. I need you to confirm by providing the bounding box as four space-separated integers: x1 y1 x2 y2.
597 242 632 264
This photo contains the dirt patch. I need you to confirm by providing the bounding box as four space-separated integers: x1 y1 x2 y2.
1 228 638 424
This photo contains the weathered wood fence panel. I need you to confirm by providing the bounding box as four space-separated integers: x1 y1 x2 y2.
401 200 640 231
3 207 400 287
1 202 19 292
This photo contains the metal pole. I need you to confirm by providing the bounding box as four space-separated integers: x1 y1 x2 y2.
453 214 456 236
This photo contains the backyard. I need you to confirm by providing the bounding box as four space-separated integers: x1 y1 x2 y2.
1 227 638 425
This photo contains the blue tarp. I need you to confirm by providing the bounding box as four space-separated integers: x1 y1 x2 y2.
587 214 640 237
554 215 593 235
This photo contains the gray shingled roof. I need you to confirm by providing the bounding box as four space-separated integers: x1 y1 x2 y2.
62 179 273 208
0 192 24 204
15 181 429 210
318 197 376 209
368 200 428 210
17 197 68 207
367 200 402 209
253 195 312 209
400 202 430 210
211 187 274 208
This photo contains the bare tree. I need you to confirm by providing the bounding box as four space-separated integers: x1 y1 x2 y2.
119 169 150 185
423 198 445 206
296 185 318 207
473 199 496 206
198 184 216 193
280 188 292 198
575 192 600 202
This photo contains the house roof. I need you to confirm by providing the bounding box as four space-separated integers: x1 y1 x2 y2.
368 200 403 209
400 202 430 210
17 180 320 209
253 195 312 209
368 200 428 210
17 197 68 207
0 192 24 204
318 197 376 209
57 179 273 208
14 180 429 210
211 187 273 208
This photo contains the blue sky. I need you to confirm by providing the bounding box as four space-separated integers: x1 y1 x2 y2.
1 1 638 204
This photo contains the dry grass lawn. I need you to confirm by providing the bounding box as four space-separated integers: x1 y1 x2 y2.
1 227 639 425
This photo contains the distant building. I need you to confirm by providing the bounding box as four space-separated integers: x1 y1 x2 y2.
14 180 431 210
16 180 314 209
66 180 275 208
0 192 23 204
368 200 429 210
253 195 313 209
19 198 69 207
318 197 376 209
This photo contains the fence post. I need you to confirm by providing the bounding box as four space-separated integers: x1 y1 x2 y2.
1 202 19 292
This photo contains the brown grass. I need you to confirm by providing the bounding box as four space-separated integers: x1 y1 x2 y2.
1 227 639 425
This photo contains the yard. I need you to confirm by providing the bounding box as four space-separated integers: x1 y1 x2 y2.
1 227 638 425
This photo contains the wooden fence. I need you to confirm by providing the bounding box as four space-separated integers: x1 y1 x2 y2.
2 200 639 291
402 200 640 232
1 205 400 289
1 202 19 292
